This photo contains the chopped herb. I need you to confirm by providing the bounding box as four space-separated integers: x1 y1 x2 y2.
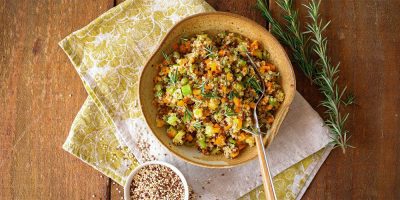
162 50 170 61
183 108 193 123
193 121 203 129
228 91 238 100
224 105 236 117
202 92 218 98
198 81 208 94
204 45 217 58
246 76 263 93
169 69 178 84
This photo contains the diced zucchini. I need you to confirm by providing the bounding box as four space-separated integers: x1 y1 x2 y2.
172 51 181 59
166 114 179 126
208 98 220 111
173 89 183 100
193 108 203 119
155 84 162 91
181 84 192 96
238 59 246 67
180 77 189 85
155 90 163 97
253 49 263 59
197 138 207 149
173 130 186 145
269 97 278 107
233 82 244 92
211 147 221 155
228 137 236 145
205 125 216 137
237 42 248 53
245 136 255 147
166 86 175 95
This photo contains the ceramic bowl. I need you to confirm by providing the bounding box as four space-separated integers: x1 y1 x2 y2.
139 12 296 168
124 161 189 200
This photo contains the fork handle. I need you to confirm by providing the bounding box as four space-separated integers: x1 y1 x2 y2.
255 134 277 200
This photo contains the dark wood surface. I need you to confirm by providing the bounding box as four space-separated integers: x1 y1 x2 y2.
1 0 399 199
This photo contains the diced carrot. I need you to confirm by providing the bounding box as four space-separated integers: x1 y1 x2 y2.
179 44 186 53
215 135 226 146
266 105 273 111
238 142 247 150
259 65 270 74
205 83 213 90
194 94 203 100
230 150 240 158
172 43 179 51
207 70 213 78
233 97 241 113
167 129 177 138
267 115 275 124
161 66 169 74
270 64 276 71
185 134 193 142
183 97 190 103
236 118 243 129
218 49 225 56
221 97 228 104
156 118 165 128
224 123 232 131
250 40 259 50
177 100 186 107
238 132 247 142
249 102 256 109
221 86 228 94
226 73 233 81
193 89 201 95
233 97 241 107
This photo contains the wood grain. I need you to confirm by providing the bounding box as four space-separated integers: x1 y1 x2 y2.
269 0 400 199
0 0 114 199
1 0 399 199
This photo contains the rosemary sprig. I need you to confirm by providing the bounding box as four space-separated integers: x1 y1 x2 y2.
304 0 352 152
257 0 315 80
204 45 217 58
257 0 354 152
183 107 193 123
162 50 170 61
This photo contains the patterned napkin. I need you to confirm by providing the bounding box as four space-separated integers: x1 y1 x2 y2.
60 0 332 199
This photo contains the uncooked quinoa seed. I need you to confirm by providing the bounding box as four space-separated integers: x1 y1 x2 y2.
130 164 184 200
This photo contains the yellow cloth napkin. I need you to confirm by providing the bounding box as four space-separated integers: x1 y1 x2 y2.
60 0 331 199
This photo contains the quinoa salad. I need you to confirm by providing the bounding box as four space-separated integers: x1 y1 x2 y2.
153 32 285 159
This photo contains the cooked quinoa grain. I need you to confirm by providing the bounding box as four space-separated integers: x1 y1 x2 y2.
129 164 184 200
154 32 284 159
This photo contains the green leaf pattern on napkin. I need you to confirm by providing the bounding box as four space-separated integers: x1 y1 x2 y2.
60 0 325 199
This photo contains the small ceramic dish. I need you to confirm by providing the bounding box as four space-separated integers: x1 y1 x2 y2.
139 12 296 168
124 161 189 200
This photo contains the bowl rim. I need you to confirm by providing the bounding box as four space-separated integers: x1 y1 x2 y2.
123 161 189 200
138 11 296 168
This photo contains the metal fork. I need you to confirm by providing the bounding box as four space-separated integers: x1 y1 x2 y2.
246 53 277 200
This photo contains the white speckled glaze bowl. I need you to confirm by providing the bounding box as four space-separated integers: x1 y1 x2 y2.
139 12 296 168
124 161 189 200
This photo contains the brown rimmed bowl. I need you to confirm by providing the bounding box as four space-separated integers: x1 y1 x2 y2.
138 12 296 168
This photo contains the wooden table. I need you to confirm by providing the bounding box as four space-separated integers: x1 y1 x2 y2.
1 0 399 199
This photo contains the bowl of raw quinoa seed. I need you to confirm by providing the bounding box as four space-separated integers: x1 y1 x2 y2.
124 161 189 200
